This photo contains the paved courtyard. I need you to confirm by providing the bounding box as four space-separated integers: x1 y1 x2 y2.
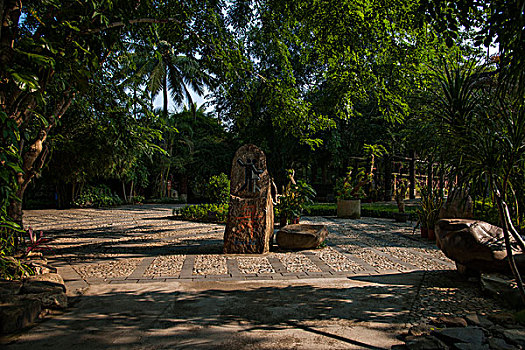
2 204 509 349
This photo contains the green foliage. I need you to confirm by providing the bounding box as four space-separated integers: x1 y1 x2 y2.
515 309 525 326
130 195 145 204
0 110 24 272
276 170 316 224
73 185 122 208
395 179 409 213
304 202 417 219
417 186 444 229
304 203 337 216
204 173 230 204
0 255 32 281
146 197 187 204
334 167 368 200
473 199 500 227
150 107 233 199
174 203 229 224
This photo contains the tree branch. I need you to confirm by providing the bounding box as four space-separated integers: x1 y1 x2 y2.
81 17 182 34
496 194 525 305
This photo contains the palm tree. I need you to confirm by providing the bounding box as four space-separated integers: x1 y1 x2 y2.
126 26 210 117
431 57 525 303
121 26 210 197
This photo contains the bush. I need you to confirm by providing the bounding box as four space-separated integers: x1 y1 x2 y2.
204 173 230 204
276 171 316 224
130 195 145 204
73 184 122 208
145 197 187 204
304 202 417 220
301 203 336 216
174 203 229 223
0 255 32 280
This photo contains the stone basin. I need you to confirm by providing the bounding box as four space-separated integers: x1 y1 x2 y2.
275 224 328 250
436 218 525 273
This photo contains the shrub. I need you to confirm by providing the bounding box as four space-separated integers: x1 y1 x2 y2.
174 203 229 223
276 170 316 224
0 255 32 280
334 167 368 200
145 197 187 204
304 203 417 220
130 195 145 204
204 173 230 204
73 184 122 208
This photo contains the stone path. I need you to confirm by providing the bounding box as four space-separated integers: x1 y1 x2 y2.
1 204 510 349
22 205 456 286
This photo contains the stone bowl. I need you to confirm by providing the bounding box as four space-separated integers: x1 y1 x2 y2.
275 224 328 250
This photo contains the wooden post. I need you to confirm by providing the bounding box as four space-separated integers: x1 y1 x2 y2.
427 161 433 188
409 150 416 199
384 155 392 201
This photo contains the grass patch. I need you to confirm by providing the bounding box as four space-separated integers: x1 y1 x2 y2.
173 203 228 223
304 202 417 220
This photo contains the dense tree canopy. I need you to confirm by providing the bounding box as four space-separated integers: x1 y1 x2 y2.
1 1 524 257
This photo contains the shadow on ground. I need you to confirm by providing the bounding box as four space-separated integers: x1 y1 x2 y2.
4 277 423 349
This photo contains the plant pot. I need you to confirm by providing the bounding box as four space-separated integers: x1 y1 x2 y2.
394 212 409 223
337 199 361 219
279 216 287 228
427 228 436 241
420 227 428 238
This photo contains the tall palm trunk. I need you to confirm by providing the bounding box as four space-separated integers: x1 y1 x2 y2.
163 74 168 117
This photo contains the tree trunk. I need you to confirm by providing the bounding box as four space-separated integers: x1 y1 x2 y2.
496 194 525 305
383 155 392 201
129 180 134 200
409 150 416 199
321 162 327 184
163 74 168 116
427 160 433 188
122 181 127 203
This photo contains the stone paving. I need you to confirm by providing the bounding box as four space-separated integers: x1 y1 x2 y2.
3 204 511 349
23 204 457 285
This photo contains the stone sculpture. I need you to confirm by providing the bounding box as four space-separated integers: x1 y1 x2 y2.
223 144 274 254
436 218 525 273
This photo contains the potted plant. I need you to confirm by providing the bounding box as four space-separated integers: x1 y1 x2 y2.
335 167 369 219
394 178 410 222
417 186 444 240
416 206 429 238
276 169 316 227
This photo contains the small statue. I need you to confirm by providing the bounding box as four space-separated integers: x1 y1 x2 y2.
237 158 263 193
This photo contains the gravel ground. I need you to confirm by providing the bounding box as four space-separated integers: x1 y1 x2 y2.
144 255 186 277
314 247 364 272
21 205 515 347
270 252 322 272
409 271 508 324
237 257 275 274
341 244 409 271
375 246 452 271
193 254 228 275
72 257 143 279
25 206 471 280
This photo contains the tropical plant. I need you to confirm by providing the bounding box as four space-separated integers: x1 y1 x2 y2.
395 179 409 213
429 56 525 302
73 185 123 208
417 185 444 230
24 227 53 256
0 109 24 264
174 203 229 224
334 167 368 200
276 170 316 225
204 173 230 204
